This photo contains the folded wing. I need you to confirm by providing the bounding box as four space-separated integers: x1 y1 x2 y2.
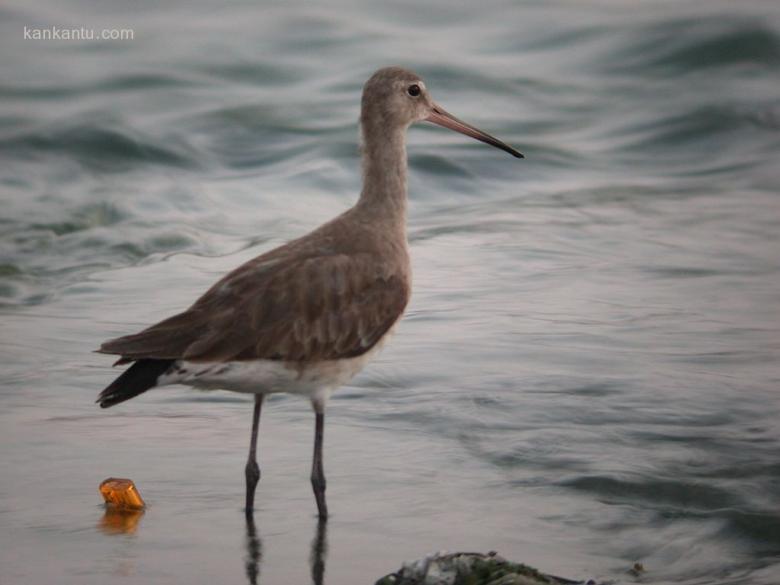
98 252 409 364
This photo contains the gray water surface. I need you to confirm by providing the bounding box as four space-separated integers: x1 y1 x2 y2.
2 1 780 584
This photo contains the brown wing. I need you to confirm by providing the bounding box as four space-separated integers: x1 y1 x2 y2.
98 252 409 363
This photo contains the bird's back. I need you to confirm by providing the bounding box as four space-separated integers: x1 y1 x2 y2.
99 204 411 366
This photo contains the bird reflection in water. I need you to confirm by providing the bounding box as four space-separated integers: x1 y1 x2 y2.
310 519 328 585
243 515 328 585
98 507 145 535
244 515 263 585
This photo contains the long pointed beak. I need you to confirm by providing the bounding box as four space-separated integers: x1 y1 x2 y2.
425 104 524 159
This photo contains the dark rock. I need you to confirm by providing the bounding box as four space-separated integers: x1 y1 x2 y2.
374 551 597 585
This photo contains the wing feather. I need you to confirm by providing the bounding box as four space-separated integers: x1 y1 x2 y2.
98 251 409 363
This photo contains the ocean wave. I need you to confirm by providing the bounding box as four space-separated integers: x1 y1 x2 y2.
606 17 780 75
0 121 196 171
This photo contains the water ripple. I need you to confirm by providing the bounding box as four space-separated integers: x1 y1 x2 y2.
1 1 779 583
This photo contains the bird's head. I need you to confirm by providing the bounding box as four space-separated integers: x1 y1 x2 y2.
361 66 523 158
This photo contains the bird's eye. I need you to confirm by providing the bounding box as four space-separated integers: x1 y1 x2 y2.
407 84 421 97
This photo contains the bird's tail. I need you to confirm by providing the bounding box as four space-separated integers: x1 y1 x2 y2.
97 359 175 408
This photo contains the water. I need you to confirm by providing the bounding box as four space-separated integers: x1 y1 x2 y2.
1 0 779 583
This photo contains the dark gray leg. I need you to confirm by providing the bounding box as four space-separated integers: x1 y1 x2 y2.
245 394 264 514
310 408 328 519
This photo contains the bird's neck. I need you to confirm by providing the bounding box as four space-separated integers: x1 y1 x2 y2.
356 119 408 224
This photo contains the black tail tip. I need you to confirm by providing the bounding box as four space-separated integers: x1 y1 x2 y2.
96 358 174 409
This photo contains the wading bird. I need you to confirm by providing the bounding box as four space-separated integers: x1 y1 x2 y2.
96 66 522 518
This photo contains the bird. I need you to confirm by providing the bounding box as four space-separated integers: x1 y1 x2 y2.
96 66 523 519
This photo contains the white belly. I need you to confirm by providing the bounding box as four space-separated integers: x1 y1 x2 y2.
156 332 389 404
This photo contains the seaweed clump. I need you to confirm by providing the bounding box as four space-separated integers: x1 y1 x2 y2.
375 551 596 585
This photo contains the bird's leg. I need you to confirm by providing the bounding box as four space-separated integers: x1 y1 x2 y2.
310 403 328 519
245 393 264 515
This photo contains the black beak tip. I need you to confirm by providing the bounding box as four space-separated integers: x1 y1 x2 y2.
505 146 524 159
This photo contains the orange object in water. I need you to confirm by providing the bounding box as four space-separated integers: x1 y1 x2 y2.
99 477 146 510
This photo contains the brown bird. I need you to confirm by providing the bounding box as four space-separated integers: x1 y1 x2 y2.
96 66 522 519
